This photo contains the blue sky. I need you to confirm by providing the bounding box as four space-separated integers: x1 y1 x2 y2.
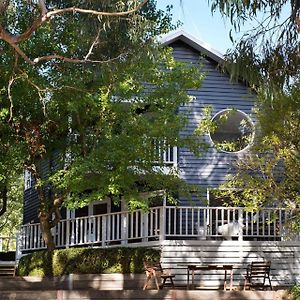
156 0 272 55
157 1 291 54
157 1 235 54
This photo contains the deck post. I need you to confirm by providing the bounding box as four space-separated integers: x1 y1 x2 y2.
121 212 128 245
102 215 107 247
65 219 70 248
142 212 149 242
16 231 23 260
238 208 243 241
160 205 166 242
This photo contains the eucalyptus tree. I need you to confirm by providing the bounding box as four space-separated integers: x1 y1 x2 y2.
204 1 300 218
216 83 300 223
208 0 300 89
0 1 204 250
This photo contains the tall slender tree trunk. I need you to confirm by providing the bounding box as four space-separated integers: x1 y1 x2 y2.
36 181 56 251
39 211 56 251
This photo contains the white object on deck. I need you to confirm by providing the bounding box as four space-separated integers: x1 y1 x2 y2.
217 221 244 240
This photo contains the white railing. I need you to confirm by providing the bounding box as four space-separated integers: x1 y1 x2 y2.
152 141 177 165
18 206 299 252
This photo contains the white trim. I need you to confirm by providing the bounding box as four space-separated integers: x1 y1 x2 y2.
159 30 224 64
208 108 255 154
24 170 32 190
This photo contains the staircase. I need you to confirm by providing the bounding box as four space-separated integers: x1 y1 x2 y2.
0 261 15 276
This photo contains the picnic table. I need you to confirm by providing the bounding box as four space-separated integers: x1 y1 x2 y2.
183 264 234 290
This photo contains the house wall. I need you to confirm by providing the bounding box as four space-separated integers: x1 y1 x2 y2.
23 150 64 224
22 39 256 223
170 40 255 205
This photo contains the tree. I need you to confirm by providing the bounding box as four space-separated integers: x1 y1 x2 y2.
216 83 300 221
0 174 23 251
0 1 204 250
208 0 300 88
205 1 300 226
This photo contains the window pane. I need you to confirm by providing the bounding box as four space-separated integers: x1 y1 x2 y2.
210 109 254 153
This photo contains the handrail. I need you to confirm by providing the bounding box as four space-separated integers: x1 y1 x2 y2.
18 206 299 252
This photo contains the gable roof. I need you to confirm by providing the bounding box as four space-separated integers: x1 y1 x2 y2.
160 30 224 64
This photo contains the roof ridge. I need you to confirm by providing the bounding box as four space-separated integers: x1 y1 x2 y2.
159 30 224 64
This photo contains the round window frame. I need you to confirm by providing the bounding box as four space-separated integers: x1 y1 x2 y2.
208 109 255 154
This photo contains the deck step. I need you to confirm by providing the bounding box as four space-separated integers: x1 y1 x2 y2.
0 262 15 276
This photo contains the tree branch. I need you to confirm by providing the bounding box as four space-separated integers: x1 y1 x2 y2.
8 55 22 122
4 0 149 44
0 0 148 64
33 52 127 64
85 28 102 61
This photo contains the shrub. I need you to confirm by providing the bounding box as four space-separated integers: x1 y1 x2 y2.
17 250 54 276
17 247 160 277
289 286 300 300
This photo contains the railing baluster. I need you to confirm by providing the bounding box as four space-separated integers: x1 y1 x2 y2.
262 211 265 237
101 215 106 246
179 208 182 235
268 210 271 237
18 206 299 251
96 215 100 242
279 209 283 239
135 212 139 238
185 208 188 235
191 208 194 236
238 208 243 241
173 208 176 236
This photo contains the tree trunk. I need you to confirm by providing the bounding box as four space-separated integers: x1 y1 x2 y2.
39 211 56 251
0 185 8 217
36 180 56 251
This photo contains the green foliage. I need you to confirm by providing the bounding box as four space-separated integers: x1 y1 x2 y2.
289 286 300 300
0 174 23 251
0 0 205 249
17 247 160 277
17 250 54 277
217 82 300 220
209 0 300 89
195 107 254 153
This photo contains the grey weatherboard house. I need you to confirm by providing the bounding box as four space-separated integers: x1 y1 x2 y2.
20 30 300 289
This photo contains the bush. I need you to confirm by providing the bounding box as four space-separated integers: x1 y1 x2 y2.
17 250 53 276
17 247 160 277
289 286 300 300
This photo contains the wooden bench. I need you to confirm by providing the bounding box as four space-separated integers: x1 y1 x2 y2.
143 261 175 290
244 261 272 290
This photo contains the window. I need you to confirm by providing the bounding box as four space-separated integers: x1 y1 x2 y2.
24 170 33 190
209 109 254 153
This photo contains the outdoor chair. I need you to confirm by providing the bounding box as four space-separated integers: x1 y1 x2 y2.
143 261 175 290
243 261 272 290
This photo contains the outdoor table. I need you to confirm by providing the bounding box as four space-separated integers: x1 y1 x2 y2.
185 264 234 290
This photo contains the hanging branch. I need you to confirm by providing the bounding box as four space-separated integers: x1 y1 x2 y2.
0 0 148 65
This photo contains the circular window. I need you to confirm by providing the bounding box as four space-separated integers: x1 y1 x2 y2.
209 109 254 153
